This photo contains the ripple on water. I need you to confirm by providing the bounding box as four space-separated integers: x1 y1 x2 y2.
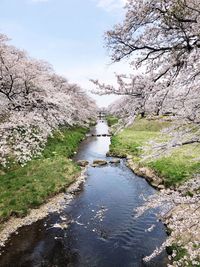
0 120 168 267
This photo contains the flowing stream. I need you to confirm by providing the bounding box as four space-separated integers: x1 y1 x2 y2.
0 119 169 267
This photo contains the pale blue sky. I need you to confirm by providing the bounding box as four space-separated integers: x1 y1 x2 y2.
0 0 131 107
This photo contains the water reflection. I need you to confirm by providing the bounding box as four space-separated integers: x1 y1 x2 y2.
0 120 168 267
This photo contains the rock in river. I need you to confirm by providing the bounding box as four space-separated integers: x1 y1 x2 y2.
92 160 108 167
77 160 89 167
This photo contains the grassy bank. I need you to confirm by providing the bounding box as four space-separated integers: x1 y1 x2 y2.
148 143 200 187
106 115 119 127
0 126 88 222
110 118 169 157
109 117 200 187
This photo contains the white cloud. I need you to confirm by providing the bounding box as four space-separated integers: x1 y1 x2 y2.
95 0 127 11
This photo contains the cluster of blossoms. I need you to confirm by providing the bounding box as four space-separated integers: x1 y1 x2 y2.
136 177 200 266
0 33 97 167
0 113 49 166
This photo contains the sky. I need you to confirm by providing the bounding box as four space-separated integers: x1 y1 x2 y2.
0 0 132 107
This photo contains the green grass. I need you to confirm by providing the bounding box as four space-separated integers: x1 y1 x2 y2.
106 115 119 127
148 143 200 187
0 126 88 222
110 118 170 158
110 117 200 187
42 126 88 159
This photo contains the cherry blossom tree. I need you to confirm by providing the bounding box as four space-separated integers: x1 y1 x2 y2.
0 33 97 167
92 3 200 265
106 0 200 85
92 0 200 122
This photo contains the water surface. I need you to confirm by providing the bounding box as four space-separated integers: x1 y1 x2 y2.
0 120 168 267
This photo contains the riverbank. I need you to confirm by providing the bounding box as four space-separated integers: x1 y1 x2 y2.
109 116 200 188
108 116 200 266
0 168 87 250
0 126 88 224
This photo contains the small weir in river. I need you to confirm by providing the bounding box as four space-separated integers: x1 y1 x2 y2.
0 119 168 267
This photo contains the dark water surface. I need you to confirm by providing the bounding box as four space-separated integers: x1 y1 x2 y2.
0 120 168 267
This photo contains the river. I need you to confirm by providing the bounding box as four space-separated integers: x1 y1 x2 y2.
0 119 168 267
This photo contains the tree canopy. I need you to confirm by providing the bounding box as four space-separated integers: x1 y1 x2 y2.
92 0 200 122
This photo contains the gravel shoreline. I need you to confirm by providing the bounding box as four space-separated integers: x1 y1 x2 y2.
0 168 87 250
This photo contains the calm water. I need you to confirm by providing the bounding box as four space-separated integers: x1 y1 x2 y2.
0 120 168 267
